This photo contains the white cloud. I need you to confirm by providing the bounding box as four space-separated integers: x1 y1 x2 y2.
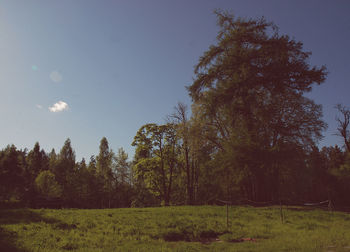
50 71 63 83
49 101 69 112
36 104 43 109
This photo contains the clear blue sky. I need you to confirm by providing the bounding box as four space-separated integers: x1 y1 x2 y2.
1 0 349 161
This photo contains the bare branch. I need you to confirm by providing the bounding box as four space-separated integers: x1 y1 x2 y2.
335 104 350 152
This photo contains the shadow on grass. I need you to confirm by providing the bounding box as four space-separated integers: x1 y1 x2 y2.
0 208 59 225
286 206 328 212
0 208 61 251
0 227 27 252
162 229 227 243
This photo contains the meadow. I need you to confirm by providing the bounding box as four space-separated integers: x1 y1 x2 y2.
1 205 350 252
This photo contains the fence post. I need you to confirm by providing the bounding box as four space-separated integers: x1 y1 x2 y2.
328 200 334 212
280 199 284 224
226 202 229 229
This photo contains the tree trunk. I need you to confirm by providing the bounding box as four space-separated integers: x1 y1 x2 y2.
190 158 195 204
185 145 192 205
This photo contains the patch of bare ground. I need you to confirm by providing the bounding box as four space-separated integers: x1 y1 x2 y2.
201 237 257 245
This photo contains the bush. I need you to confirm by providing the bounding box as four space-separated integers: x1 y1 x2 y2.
35 171 62 198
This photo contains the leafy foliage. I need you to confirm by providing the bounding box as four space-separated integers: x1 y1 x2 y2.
35 170 62 198
187 10 327 202
132 123 178 206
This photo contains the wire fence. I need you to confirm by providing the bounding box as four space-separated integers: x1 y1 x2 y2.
215 198 340 212
216 198 340 227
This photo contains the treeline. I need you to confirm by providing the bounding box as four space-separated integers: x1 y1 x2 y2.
0 138 133 208
1 131 350 208
1 11 350 208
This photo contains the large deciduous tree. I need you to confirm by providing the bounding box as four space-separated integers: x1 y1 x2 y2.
132 123 178 206
187 11 327 201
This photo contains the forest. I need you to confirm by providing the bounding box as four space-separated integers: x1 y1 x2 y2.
1 11 350 209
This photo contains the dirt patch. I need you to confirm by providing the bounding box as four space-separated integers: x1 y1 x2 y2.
162 229 221 242
231 237 257 243
53 223 77 230
163 230 257 245
200 237 222 244
201 237 257 244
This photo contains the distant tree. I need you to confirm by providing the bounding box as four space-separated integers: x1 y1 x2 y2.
336 152 350 205
74 158 90 208
0 145 25 201
86 155 101 208
114 147 133 207
52 139 76 205
170 102 195 204
48 148 58 172
114 148 130 185
51 141 73 186
324 145 345 173
96 137 114 208
130 146 159 207
303 146 329 201
88 155 97 174
336 104 350 152
26 142 44 178
320 145 349 205
24 142 46 204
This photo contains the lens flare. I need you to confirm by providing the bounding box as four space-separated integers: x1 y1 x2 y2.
50 71 63 83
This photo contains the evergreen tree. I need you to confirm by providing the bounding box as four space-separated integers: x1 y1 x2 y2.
86 155 101 208
0 145 25 201
114 148 133 207
53 139 76 206
96 137 114 208
25 142 48 204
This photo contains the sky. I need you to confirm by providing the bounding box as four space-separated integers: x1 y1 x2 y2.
0 0 349 161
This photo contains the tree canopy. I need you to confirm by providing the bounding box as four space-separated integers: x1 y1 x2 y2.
186 11 328 202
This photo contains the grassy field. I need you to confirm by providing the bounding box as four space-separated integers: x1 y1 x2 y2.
1 206 350 251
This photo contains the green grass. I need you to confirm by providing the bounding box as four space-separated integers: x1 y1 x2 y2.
1 206 350 251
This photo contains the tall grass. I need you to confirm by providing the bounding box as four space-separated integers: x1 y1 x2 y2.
1 206 349 251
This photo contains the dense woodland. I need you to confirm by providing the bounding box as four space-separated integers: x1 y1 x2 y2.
1 11 350 209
